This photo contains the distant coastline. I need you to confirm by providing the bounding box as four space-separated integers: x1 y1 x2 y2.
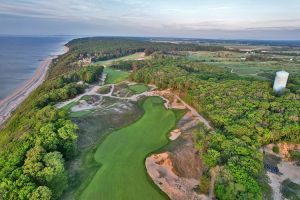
0 45 69 126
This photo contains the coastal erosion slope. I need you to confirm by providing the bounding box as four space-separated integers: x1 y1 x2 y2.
0 46 69 126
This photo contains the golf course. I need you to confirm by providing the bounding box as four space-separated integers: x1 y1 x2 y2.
80 97 176 200
104 67 129 84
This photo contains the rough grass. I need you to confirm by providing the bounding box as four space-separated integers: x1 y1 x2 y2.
80 97 175 200
281 179 300 200
104 68 129 84
129 84 149 94
69 110 94 118
60 101 78 112
80 95 92 101
98 85 111 94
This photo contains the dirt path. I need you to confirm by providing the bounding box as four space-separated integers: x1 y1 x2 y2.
175 95 212 129
56 80 212 134
208 166 221 199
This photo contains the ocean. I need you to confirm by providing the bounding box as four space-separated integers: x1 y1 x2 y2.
0 36 72 100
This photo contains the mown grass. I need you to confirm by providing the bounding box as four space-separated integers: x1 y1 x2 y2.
94 52 144 66
80 97 175 200
129 84 149 94
104 68 129 84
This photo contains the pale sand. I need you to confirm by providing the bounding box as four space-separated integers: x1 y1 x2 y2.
0 46 69 127
146 152 208 200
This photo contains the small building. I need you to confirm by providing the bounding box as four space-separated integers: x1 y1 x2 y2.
79 57 92 65
273 71 289 92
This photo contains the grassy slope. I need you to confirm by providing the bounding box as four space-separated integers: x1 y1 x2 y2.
129 84 149 94
80 97 175 200
94 52 144 66
104 68 129 84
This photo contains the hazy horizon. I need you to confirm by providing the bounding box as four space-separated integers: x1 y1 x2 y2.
0 0 300 40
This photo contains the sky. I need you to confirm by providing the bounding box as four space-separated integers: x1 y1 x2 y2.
0 0 300 40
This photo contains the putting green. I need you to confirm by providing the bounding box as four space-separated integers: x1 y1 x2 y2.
80 97 175 200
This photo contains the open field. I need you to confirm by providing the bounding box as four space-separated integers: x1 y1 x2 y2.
80 97 176 200
94 52 145 66
129 83 149 94
104 67 129 84
186 50 300 79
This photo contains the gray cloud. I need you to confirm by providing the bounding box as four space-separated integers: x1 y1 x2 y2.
0 0 300 39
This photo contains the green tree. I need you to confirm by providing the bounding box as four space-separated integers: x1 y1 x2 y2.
31 186 52 200
203 149 221 168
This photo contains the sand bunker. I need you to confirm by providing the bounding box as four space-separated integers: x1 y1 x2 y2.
264 144 300 200
169 129 182 141
146 153 208 200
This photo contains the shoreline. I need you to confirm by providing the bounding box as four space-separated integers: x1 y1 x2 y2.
0 45 69 126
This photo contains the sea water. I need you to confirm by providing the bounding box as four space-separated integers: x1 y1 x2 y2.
0 36 72 100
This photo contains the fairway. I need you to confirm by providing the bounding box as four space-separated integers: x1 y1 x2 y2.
104 67 129 84
129 83 149 94
80 97 175 200
94 52 145 66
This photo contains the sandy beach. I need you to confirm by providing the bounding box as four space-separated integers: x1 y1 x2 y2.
0 46 69 126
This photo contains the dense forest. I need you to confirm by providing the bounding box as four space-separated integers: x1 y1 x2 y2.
48 37 225 78
128 57 300 199
0 62 103 198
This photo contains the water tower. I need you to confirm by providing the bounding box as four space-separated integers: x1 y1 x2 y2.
273 71 289 92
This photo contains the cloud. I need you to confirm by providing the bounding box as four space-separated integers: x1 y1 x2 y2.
0 0 107 20
0 0 300 39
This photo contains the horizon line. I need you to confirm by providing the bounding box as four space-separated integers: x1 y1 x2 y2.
1 34 300 42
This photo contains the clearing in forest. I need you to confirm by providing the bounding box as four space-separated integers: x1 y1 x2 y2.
80 97 176 200
129 83 149 94
94 52 145 66
104 67 129 84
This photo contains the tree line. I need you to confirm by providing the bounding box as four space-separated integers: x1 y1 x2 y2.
0 62 103 199
129 57 300 199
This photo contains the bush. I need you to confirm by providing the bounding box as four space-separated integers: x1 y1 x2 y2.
289 151 300 161
199 175 210 194
272 145 280 154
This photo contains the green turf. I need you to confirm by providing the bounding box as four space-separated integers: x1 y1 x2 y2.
80 97 175 200
104 68 129 84
128 84 149 94
94 52 144 66
60 101 78 112
80 95 92 101
69 110 94 118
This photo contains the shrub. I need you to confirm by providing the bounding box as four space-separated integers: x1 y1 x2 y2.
272 145 280 154
199 175 210 194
